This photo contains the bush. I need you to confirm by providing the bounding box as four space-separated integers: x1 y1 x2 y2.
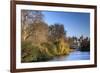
21 38 71 62
21 41 54 62
50 38 70 56
21 41 40 62
41 42 57 56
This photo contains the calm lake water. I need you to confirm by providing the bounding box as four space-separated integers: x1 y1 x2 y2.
50 50 90 61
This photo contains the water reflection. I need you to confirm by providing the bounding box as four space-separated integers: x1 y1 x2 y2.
50 50 90 61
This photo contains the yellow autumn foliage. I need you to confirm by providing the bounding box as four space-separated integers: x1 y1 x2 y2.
54 38 70 56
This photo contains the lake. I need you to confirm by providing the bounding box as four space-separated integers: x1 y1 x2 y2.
50 50 90 61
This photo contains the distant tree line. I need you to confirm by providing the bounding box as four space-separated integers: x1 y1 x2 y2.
67 35 90 51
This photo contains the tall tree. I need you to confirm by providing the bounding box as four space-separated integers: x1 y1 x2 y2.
29 21 49 45
48 24 66 42
21 10 46 41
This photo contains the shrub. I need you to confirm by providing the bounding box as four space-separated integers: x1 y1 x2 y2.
21 38 71 62
41 42 57 56
21 41 54 62
21 41 40 62
53 38 70 56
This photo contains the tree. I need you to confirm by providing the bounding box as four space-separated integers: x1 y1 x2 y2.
48 24 66 42
80 37 90 51
21 10 46 41
29 21 49 45
21 10 44 25
21 10 50 62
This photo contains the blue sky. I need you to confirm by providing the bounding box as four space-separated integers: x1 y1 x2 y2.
42 11 90 38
